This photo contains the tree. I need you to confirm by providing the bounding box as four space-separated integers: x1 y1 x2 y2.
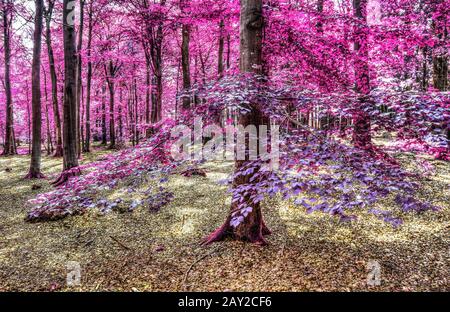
180 0 191 110
217 19 225 79
352 0 372 149
1 0 16 155
83 0 94 153
203 0 270 245
52 0 81 186
104 60 122 149
25 0 45 179
75 0 85 157
43 0 63 157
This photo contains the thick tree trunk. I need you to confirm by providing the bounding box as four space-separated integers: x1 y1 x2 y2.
180 0 191 110
352 0 372 149
44 1 63 157
432 5 449 157
1 0 16 156
149 0 165 124
52 0 81 186
26 0 45 179
203 0 270 246
83 1 93 153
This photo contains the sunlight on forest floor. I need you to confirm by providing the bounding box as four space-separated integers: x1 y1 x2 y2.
0 145 448 291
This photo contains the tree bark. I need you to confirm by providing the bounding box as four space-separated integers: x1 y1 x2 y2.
101 84 107 145
218 19 225 78
52 0 81 186
1 0 16 156
43 66 53 155
203 0 270 246
26 0 45 179
181 0 191 110
352 0 372 149
44 0 63 157
75 0 84 157
106 61 116 149
83 0 93 153
149 0 165 123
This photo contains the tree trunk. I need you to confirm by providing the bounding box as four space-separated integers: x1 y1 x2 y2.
226 34 231 69
203 0 270 246
75 0 84 158
101 84 107 145
1 0 16 156
352 0 371 149
145 56 151 124
83 1 93 153
43 67 53 155
26 0 45 179
44 0 63 157
181 0 191 110
119 88 123 141
52 0 81 186
107 61 116 149
218 19 225 78
150 0 165 124
431 3 449 157
134 78 140 144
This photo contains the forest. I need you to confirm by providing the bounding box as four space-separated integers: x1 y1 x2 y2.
0 0 448 292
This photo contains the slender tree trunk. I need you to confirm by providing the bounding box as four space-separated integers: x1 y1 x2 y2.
83 1 93 153
75 0 84 157
145 56 151 123
181 0 191 110
26 0 45 179
44 0 63 157
226 34 231 69
1 0 16 156
352 0 371 149
107 61 116 149
43 67 53 155
101 85 107 145
119 87 123 141
134 78 140 144
218 19 225 78
52 0 81 186
203 0 270 246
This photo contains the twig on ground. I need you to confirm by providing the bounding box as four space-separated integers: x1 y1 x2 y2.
183 246 221 290
109 235 132 251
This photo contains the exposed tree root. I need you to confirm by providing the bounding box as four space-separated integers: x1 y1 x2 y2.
202 216 271 246
51 167 82 187
23 172 46 180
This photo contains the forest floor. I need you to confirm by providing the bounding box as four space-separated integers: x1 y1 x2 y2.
0 143 449 291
